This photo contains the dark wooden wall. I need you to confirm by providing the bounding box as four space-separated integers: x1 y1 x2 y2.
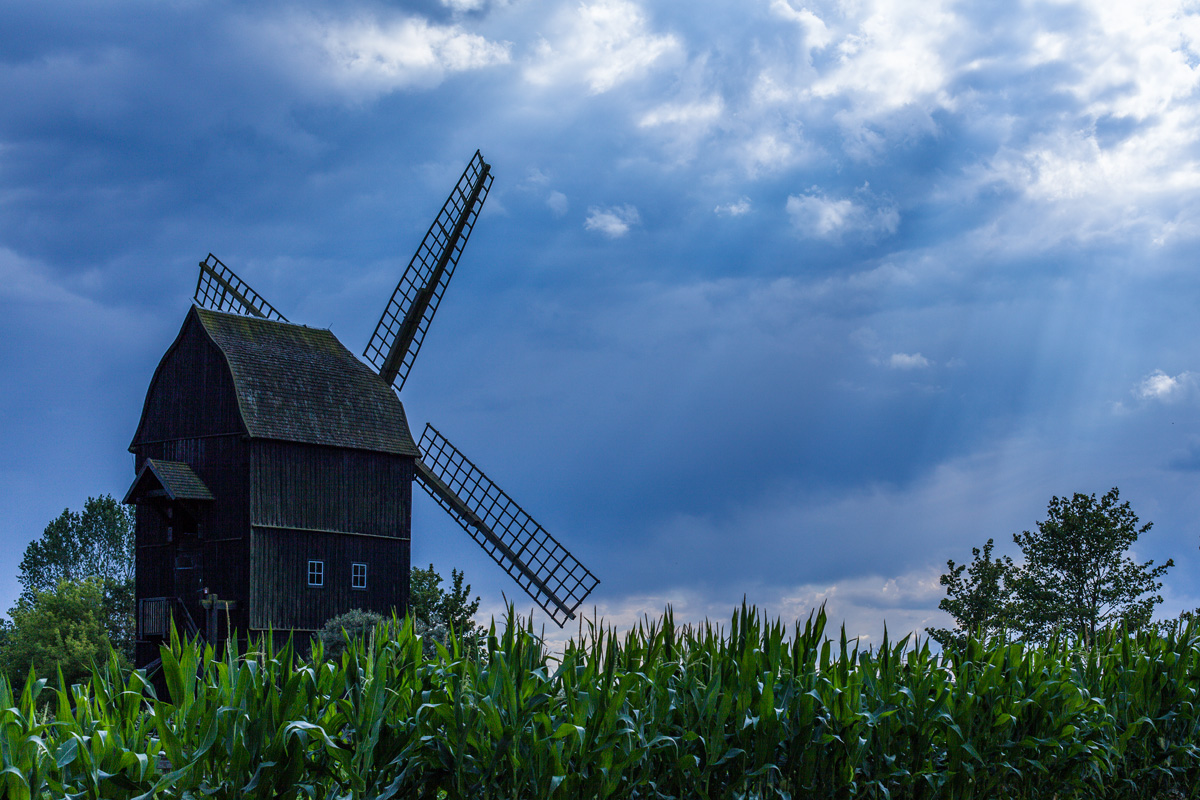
131 311 244 445
248 441 412 630
131 314 253 662
249 527 408 630
250 441 413 537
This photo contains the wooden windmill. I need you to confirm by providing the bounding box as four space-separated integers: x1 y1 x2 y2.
125 152 598 664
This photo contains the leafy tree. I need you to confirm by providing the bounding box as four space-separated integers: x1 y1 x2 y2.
1010 488 1172 645
0 577 124 690
925 538 1014 649
17 495 134 602
930 488 1173 648
9 495 135 661
409 563 485 654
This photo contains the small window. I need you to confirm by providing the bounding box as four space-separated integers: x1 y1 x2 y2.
352 562 367 590
307 560 324 587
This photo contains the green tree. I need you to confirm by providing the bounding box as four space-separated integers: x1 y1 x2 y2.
10 495 135 661
1010 488 1172 645
0 577 124 689
409 563 485 654
925 538 1014 649
931 488 1173 647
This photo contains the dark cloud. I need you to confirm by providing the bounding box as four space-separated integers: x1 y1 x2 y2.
3 0 1200 634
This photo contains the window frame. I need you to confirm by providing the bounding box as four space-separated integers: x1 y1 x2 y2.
307 559 324 587
351 562 368 590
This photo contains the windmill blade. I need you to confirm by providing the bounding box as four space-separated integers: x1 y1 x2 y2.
415 424 599 627
364 151 493 392
194 254 288 321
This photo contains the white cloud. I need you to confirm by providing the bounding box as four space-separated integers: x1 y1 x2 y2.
740 131 814 176
547 190 569 216
638 96 723 129
888 352 931 369
770 0 833 53
786 190 899 240
288 14 510 94
714 197 751 217
440 0 488 12
1135 369 1196 402
808 0 957 113
524 0 681 94
585 204 640 237
959 2 1200 247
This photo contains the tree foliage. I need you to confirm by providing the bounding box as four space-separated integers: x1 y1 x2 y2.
929 488 1173 648
318 564 486 660
926 538 1014 649
409 563 485 650
17 494 134 603
0 577 125 689
8 495 135 662
315 608 386 660
1011 488 1173 644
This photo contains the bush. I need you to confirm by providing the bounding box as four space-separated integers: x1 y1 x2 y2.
315 608 385 660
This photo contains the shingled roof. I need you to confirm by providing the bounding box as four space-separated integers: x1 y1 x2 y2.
194 307 419 456
124 459 215 503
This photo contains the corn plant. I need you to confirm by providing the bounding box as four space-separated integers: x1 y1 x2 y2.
4 605 1200 798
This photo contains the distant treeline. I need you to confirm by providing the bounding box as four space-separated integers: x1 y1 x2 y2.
3 605 1200 799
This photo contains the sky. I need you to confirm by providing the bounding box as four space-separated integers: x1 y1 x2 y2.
2 0 1199 646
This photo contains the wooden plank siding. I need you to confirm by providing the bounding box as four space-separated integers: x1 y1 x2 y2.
131 311 245 445
249 527 408 630
249 440 413 537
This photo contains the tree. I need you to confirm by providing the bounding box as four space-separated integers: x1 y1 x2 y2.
930 488 1173 647
17 495 134 602
9 495 135 661
1010 488 1172 645
0 578 123 689
925 538 1014 649
409 564 485 654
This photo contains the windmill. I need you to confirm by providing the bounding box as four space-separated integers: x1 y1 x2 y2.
126 152 597 665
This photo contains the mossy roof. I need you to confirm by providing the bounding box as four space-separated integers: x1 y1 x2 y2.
195 307 419 456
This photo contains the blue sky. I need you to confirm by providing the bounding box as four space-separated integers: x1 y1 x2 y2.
2 0 1198 643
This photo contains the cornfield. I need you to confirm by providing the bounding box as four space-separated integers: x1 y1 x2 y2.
2 605 1199 798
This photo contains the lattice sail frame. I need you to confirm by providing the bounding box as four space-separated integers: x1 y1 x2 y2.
364 151 493 392
415 424 599 627
194 254 288 321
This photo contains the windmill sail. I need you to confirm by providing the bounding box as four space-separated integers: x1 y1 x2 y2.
363 151 493 392
415 424 599 627
194 254 288 322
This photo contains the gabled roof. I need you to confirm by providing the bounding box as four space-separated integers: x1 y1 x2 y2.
124 459 214 504
193 307 419 456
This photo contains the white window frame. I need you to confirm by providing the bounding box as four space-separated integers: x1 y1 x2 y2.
352 562 367 590
307 559 324 587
